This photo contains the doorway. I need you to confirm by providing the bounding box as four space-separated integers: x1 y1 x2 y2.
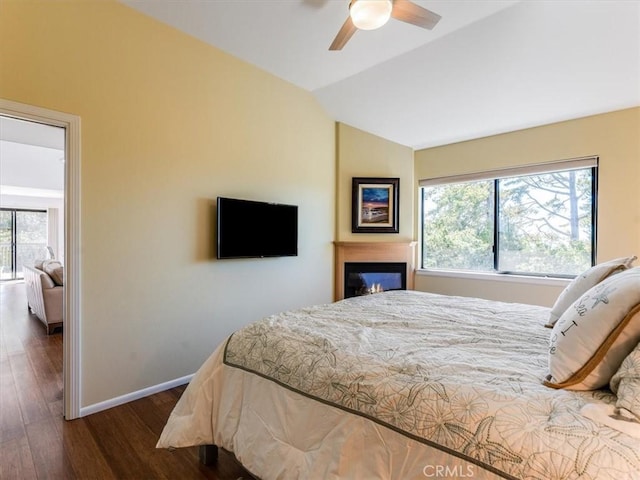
0 98 81 420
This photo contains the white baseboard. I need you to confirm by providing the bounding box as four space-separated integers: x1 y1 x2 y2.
79 374 194 417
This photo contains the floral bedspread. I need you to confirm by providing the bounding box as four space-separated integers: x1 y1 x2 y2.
223 290 640 479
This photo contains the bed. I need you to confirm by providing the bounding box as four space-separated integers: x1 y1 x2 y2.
157 289 640 479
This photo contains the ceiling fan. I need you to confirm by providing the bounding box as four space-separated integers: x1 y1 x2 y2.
329 0 441 51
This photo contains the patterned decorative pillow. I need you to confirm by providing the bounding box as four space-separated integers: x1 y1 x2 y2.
545 256 636 328
544 267 640 390
610 342 640 422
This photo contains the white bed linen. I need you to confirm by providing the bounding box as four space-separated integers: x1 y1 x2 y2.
157 291 640 479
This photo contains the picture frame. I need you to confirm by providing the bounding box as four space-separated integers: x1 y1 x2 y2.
352 177 399 233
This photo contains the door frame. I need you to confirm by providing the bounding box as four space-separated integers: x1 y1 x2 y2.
0 98 81 419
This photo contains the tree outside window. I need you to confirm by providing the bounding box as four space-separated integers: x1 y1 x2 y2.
421 166 596 277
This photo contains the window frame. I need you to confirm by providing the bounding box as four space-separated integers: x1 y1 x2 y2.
418 157 598 279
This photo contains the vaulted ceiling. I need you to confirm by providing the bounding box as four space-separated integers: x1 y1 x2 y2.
121 0 640 149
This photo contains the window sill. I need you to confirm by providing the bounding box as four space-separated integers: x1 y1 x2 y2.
416 269 572 287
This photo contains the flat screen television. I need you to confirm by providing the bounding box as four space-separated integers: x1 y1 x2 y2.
216 196 298 259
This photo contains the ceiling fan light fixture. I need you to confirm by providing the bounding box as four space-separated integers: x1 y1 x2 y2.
349 0 393 31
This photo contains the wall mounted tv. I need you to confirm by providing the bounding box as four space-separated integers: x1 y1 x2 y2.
216 196 298 259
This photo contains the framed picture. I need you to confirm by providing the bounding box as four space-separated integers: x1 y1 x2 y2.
352 177 399 233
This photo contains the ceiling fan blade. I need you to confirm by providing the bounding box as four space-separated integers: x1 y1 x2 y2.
391 0 441 30
329 16 357 50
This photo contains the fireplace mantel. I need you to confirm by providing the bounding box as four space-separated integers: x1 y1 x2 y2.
334 241 417 301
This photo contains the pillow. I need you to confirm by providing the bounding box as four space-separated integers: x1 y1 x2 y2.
33 259 46 270
545 256 636 328
610 341 640 422
544 267 640 390
42 259 64 286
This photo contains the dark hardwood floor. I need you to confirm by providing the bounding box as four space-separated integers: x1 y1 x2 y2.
0 281 254 479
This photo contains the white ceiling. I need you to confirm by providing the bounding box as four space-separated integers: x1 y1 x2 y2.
121 0 640 149
0 117 65 196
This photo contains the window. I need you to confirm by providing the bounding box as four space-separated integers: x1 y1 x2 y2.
419 158 597 277
0 208 48 280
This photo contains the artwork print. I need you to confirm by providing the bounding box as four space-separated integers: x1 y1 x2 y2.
352 177 399 233
361 186 391 224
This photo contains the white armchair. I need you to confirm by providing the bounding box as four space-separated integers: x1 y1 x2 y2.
23 263 63 334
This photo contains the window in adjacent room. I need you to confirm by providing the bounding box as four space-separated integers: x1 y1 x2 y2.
0 208 48 280
419 157 598 278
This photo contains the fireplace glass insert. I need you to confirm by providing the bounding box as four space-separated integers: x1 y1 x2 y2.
344 262 406 298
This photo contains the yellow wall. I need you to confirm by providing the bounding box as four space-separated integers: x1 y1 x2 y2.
336 123 414 241
0 0 335 407
414 107 640 306
2 0 637 407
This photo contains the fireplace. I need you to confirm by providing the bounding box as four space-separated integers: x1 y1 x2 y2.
334 242 416 300
344 262 407 298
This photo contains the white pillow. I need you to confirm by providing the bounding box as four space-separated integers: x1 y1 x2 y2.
42 259 64 286
610 341 640 422
545 256 636 328
544 267 640 390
